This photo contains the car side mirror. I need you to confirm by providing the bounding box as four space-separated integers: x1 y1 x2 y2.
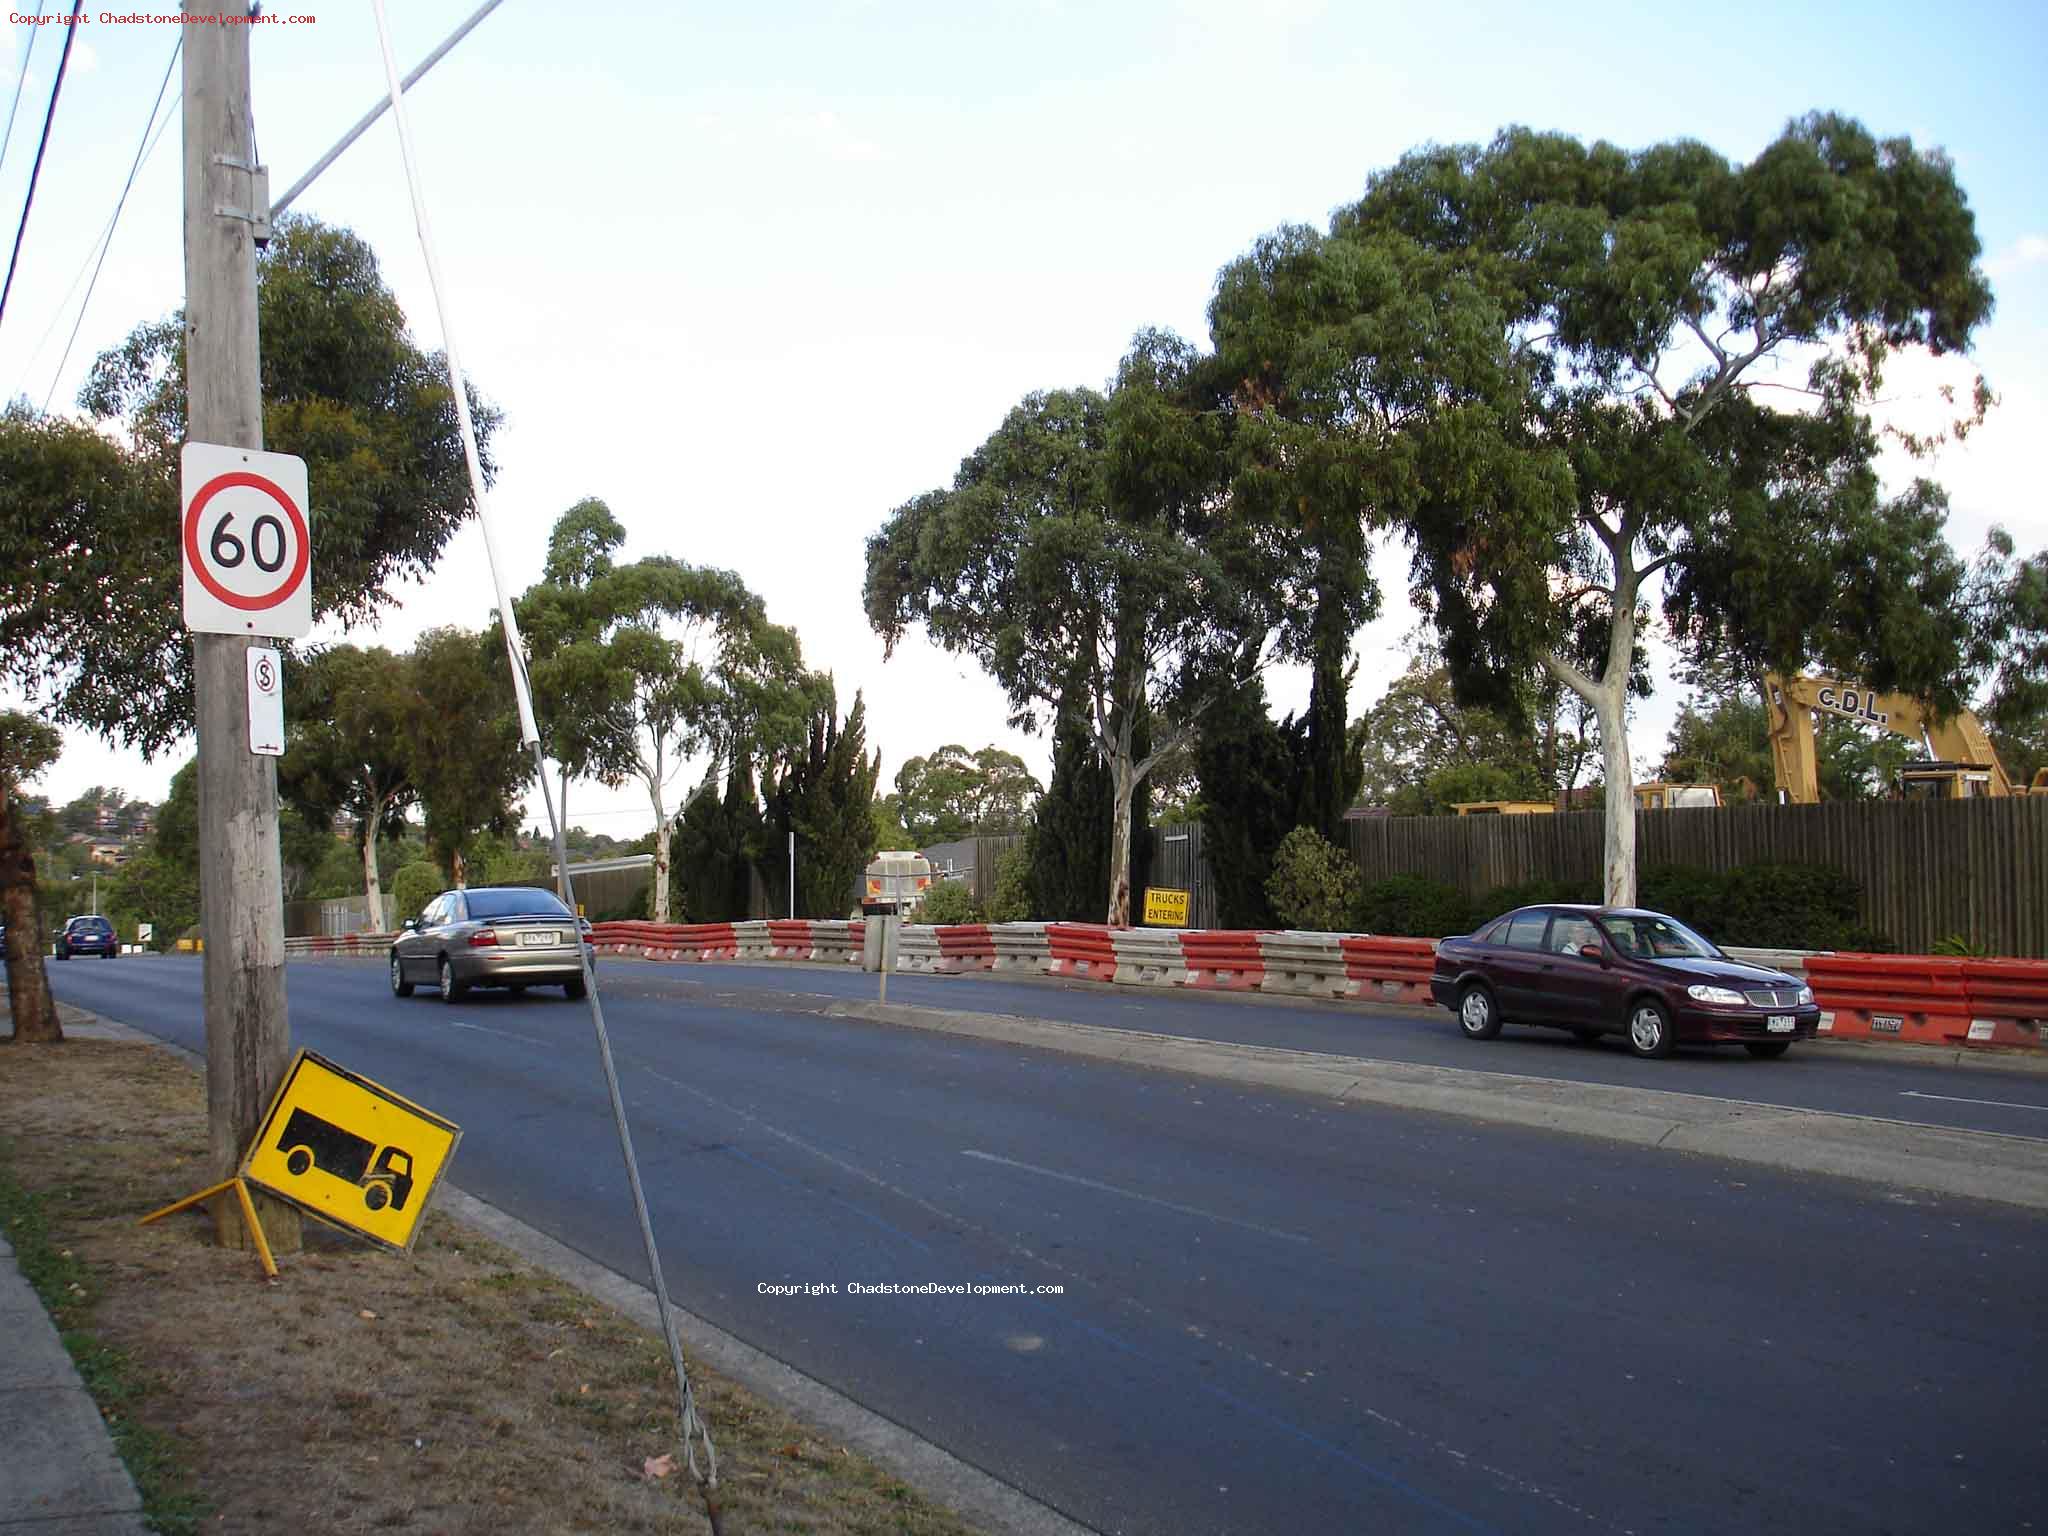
401 918 418 932
1579 943 1606 965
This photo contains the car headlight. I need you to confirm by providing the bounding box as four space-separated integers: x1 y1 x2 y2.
1796 985 1814 1006
1687 984 1748 1007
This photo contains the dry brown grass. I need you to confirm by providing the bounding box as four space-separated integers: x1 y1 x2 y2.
0 1024 981 1536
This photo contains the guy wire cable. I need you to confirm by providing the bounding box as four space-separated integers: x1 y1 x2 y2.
363 3 723 1528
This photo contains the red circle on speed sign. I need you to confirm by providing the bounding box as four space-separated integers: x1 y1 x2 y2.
183 471 311 612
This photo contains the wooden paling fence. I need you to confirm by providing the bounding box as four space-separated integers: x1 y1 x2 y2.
1347 798 2048 959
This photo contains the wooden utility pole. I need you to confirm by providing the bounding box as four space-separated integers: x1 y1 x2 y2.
184 0 300 1254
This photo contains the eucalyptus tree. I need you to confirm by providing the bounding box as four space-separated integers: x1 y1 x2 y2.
1330 113 1994 902
865 332 1267 927
512 499 641 837
1 711 64 1043
9 216 501 749
516 505 812 923
278 646 420 922
0 215 497 1006
1205 228 1490 838
408 627 532 889
891 744 1042 842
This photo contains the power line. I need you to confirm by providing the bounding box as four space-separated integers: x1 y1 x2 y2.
12 92 177 402
42 36 182 414
0 0 85 337
0 0 52 180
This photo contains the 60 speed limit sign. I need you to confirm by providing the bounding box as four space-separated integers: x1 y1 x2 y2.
181 442 312 638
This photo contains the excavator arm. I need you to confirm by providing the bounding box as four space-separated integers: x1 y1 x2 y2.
1761 673 2018 801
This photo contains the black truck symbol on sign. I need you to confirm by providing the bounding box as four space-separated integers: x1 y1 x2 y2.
275 1107 415 1213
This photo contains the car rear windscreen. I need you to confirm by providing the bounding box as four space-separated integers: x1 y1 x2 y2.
464 888 572 920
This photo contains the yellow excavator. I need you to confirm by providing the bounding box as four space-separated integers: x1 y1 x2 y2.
1762 672 2042 801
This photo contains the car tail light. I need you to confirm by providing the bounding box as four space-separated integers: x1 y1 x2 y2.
467 930 499 948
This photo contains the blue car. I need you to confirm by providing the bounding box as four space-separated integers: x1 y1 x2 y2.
56 915 119 960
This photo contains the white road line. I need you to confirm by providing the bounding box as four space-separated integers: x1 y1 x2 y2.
1901 1090 2048 1113
961 1150 1312 1243
446 1019 550 1047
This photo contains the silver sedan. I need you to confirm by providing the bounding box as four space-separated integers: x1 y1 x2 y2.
390 886 592 1002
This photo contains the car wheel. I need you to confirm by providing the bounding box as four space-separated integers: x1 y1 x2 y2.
364 1183 391 1212
55 944 68 960
1571 1026 1602 1045
105 947 117 959
564 974 587 1000
1626 998 1676 1059
390 952 414 998
438 957 467 1003
1456 983 1500 1041
1744 1041 1792 1059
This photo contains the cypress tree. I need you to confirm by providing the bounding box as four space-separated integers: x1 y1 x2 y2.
1028 694 1111 923
1195 670 1297 929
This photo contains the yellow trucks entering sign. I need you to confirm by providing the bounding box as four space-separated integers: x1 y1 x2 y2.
242 1051 460 1252
1142 887 1190 927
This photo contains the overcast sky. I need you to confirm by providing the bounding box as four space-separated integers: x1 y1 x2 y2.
3 0 2042 834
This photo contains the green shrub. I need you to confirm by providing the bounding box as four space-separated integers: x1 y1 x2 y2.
480 846 551 886
1471 877 1599 923
1265 827 1360 933
1354 874 1473 938
1929 933 1988 957
1714 863 1862 949
389 861 445 926
985 840 1034 924
917 880 981 926
1637 865 1726 933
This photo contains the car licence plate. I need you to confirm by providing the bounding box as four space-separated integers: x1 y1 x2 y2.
1767 1015 1795 1033
520 930 559 947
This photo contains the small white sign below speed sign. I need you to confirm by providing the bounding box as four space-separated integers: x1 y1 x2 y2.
181 442 313 638
247 646 285 757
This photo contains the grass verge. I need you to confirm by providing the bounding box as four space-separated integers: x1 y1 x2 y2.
0 1026 982 1536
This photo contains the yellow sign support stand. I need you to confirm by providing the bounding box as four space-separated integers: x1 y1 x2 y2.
139 1177 278 1280
138 1049 459 1276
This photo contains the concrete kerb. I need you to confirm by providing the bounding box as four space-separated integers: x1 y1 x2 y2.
40 1009 1092 1536
824 1000 2048 1213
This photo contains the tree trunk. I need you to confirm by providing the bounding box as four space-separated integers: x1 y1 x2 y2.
1594 688 1635 907
1105 751 1135 929
652 816 673 924
1543 525 1647 907
360 798 385 930
0 794 62 1043
451 846 467 890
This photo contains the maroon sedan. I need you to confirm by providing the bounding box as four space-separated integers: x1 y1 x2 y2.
1429 905 1820 1060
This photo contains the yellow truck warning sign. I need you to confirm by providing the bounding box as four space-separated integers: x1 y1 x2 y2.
1142 887 1190 927
242 1051 460 1252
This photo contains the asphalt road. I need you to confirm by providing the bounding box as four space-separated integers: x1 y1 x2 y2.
49 955 2048 1535
620 958 2048 1137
